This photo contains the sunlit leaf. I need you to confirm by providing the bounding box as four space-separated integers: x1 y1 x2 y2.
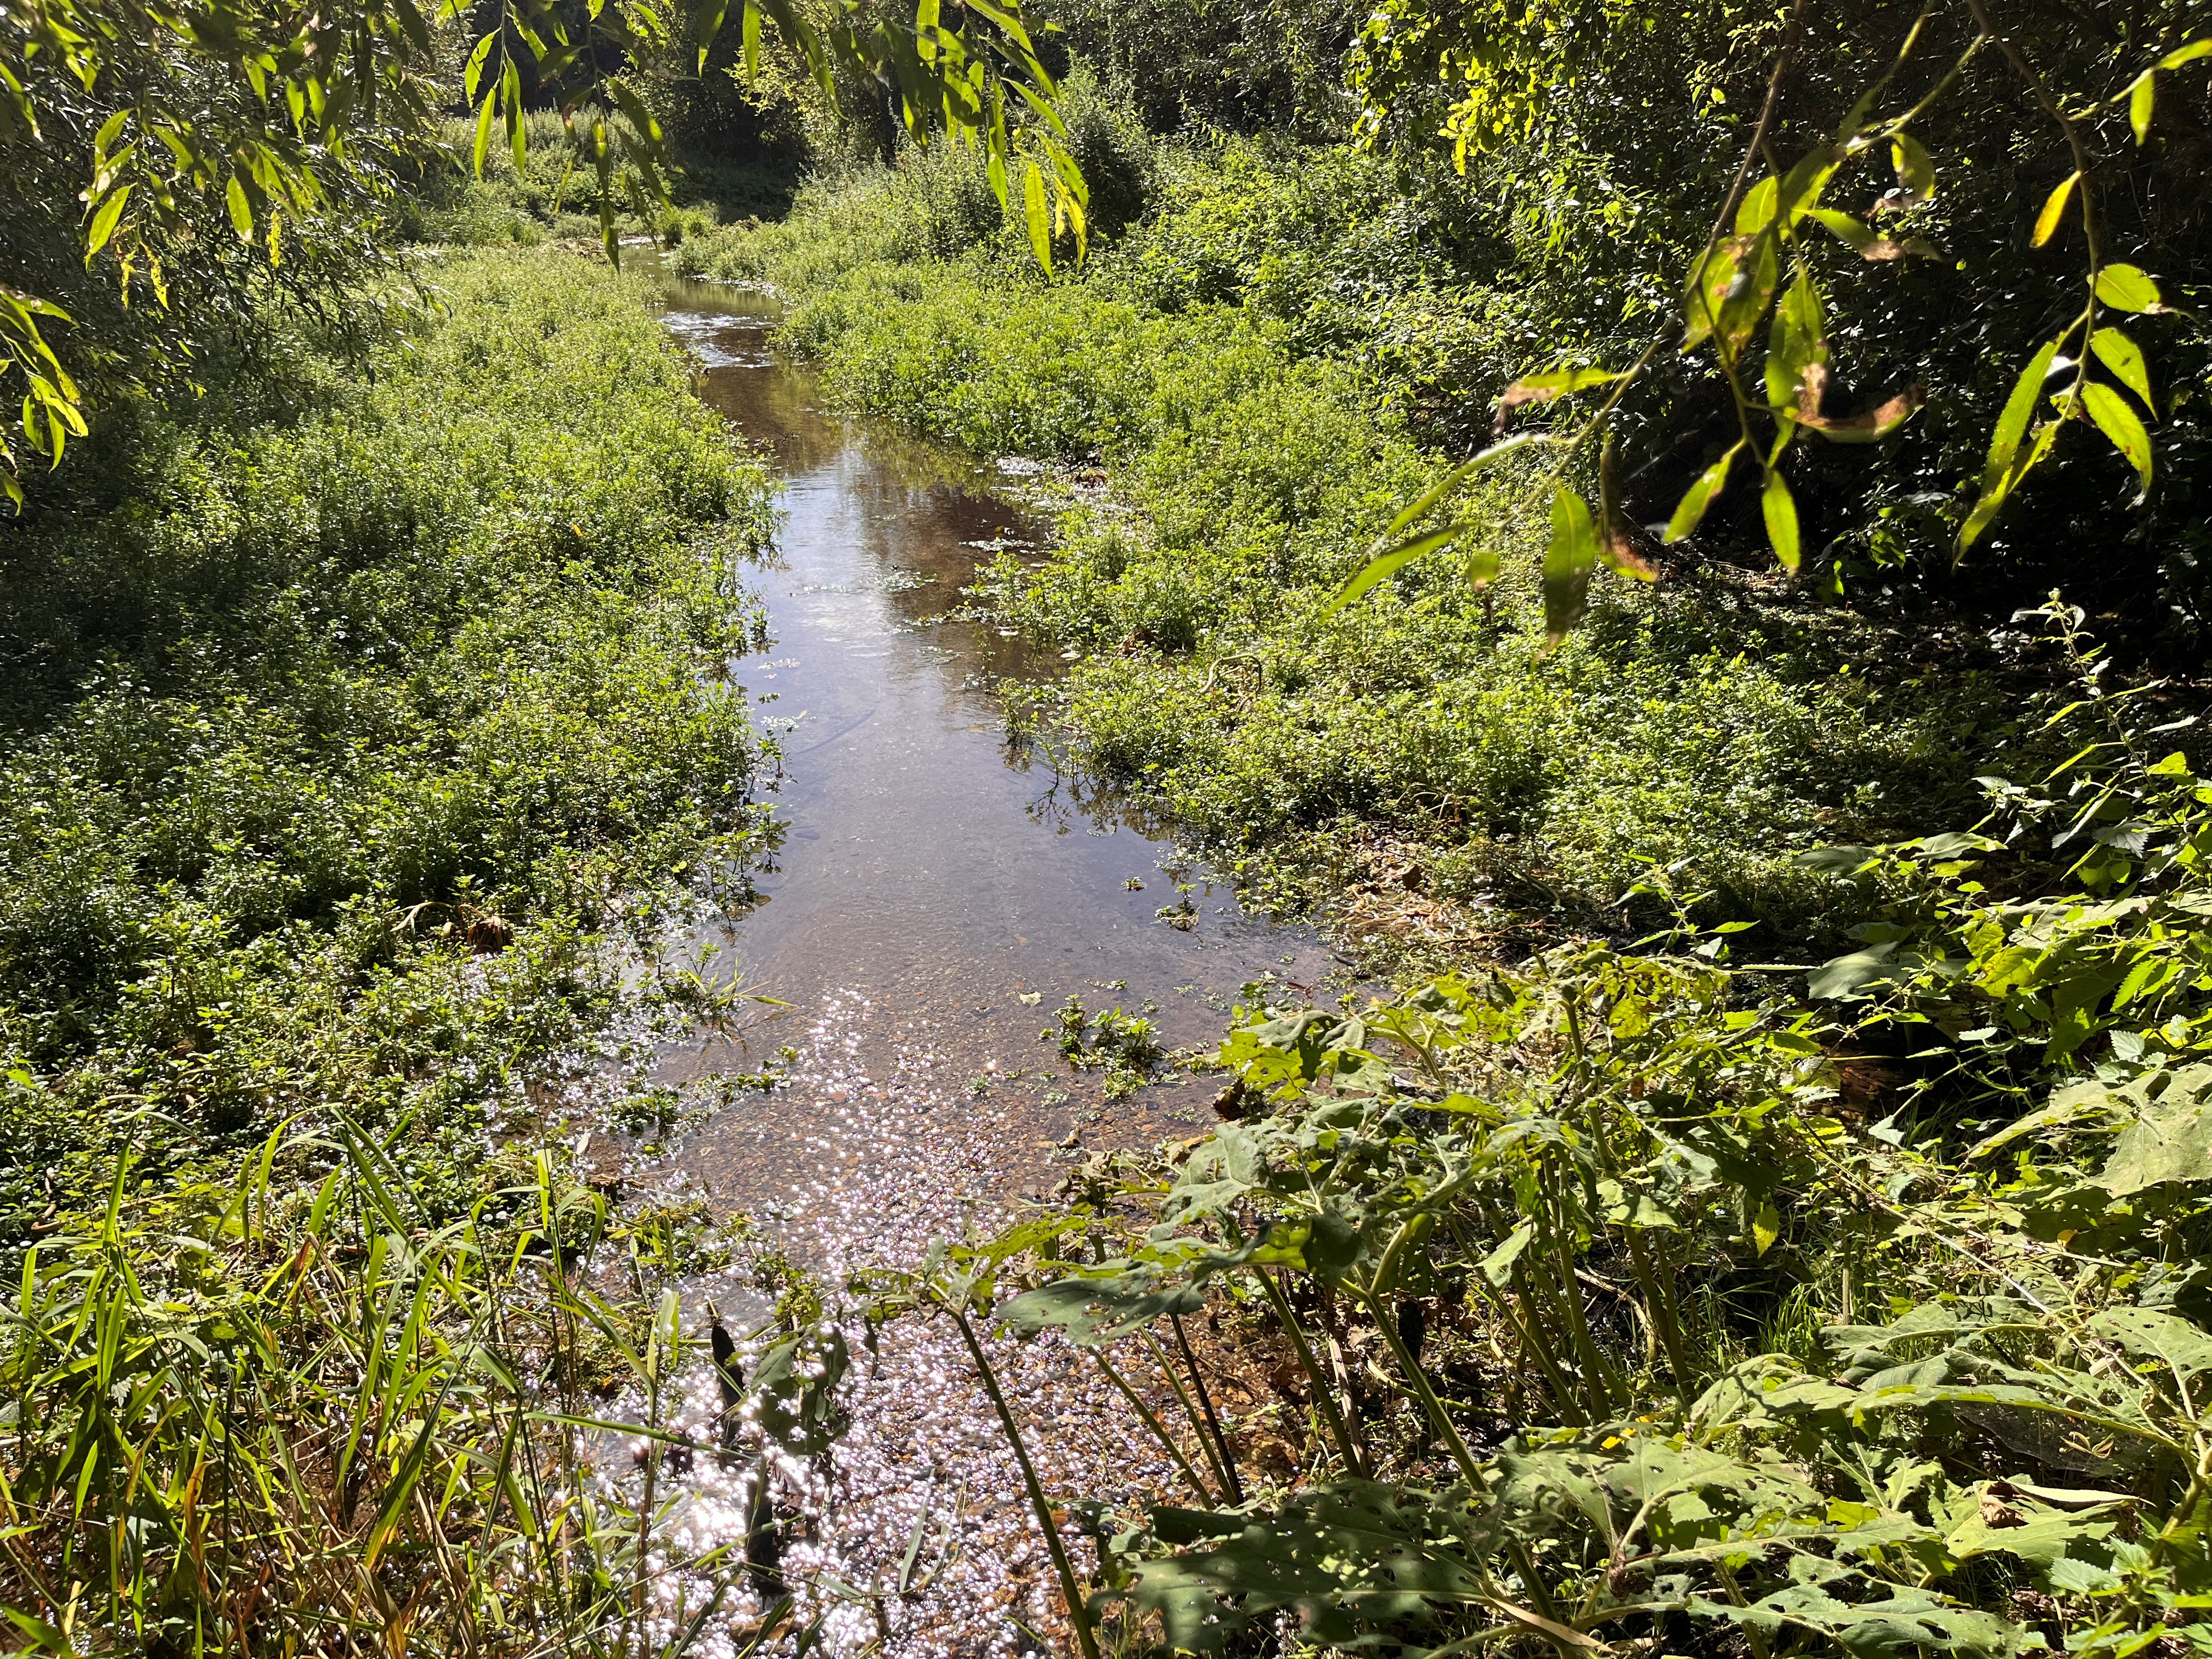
1544 484 1600 640
2095 263 2164 314
1316 524 1471 619
1805 209 1925 261
2090 328 2154 413
2129 71 2155 143
1022 159 1051 274
2032 171 2079 247
1764 268 1829 419
1892 133 1936 200
2080 383 2153 492
224 173 252 241
1960 337 2061 549
84 185 131 258
1761 469 1801 572
1664 440 1742 544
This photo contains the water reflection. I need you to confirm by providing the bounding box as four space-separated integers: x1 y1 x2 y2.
646 272 1336 1201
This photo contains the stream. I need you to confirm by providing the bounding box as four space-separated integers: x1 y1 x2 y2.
606 273 1338 1657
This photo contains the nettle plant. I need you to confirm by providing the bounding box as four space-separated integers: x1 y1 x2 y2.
1324 5 2212 638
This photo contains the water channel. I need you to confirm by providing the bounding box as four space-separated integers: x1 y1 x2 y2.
646 274 1338 1209
611 274 1339 1658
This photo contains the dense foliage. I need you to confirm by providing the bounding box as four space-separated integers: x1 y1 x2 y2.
675 10 2212 1657
939 606 2212 1659
0 250 776 1225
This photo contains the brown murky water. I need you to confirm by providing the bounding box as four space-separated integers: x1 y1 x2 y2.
647 274 1338 1206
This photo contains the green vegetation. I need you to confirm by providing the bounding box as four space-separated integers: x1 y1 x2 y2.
0 247 776 1222
928 604 2212 1659
10 0 2212 1655
670 11 2212 1657
682 133 2033 956
0 249 849 1654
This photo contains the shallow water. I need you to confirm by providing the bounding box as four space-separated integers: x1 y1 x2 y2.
608 275 1336 1658
647 274 1337 1205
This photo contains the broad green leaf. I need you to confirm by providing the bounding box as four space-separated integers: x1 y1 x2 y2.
1665 441 1742 543
2096 263 2163 313
1479 1219 1536 1288
2032 172 2080 247
1123 1481 1497 1654
1000 1271 1206 1344
84 184 131 258
472 87 496 178
1693 1582 2028 1658
1544 484 1600 640
741 0 762 78
1022 159 1051 274
2090 328 2154 413
2159 39 2212 68
1315 524 1470 619
2081 382 2152 491
1809 941 1898 1000
2130 71 2155 143
1762 469 1801 572
1765 269 1829 416
1892 134 1936 200
2091 1064 2212 1194
2091 1305 2212 1379
1960 338 2061 548
225 173 252 241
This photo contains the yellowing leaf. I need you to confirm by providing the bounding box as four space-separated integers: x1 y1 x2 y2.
2032 171 2080 247
1497 365 1622 417
1892 133 1936 200
1764 268 1829 417
2081 382 2153 492
1762 469 1801 572
1022 159 1051 274
1803 384 1925 444
1752 1198 1781 1257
